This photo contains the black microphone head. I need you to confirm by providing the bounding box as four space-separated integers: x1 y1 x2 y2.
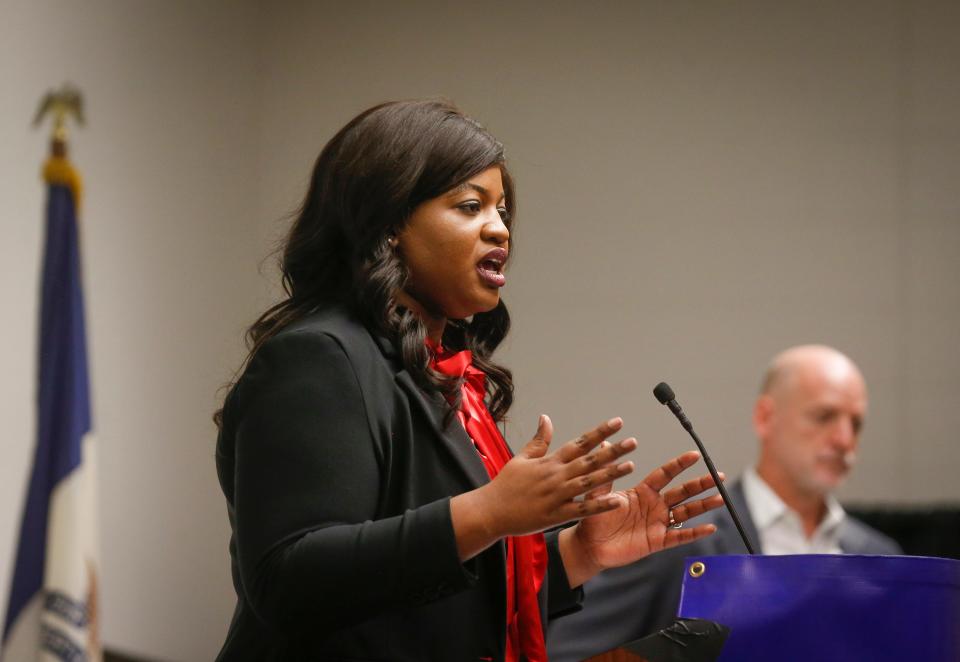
653 382 676 404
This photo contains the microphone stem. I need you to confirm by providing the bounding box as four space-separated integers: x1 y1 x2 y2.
683 425 757 555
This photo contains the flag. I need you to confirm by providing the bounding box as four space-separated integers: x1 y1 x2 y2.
2 155 100 661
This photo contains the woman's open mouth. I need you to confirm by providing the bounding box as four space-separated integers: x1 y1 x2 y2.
476 248 507 288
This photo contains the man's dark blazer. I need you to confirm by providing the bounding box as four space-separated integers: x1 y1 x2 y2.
546 480 901 662
215 308 581 661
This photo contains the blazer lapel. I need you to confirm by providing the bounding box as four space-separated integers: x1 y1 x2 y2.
836 520 871 554
395 370 490 490
720 480 761 554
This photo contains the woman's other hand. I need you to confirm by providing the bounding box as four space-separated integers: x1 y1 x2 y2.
558 450 725 588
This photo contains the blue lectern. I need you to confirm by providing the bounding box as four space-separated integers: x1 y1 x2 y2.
675 554 960 661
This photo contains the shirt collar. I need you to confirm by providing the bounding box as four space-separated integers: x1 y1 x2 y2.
821 492 846 535
742 466 787 530
742 466 846 534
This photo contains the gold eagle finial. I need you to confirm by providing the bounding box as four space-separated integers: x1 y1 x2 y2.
33 83 85 143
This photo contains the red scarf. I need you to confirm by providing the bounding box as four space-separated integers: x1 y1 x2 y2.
430 345 548 662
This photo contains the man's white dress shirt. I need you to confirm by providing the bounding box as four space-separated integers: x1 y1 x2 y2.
741 466 845 555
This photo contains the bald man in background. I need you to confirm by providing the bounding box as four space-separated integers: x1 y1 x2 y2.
547 345 901 661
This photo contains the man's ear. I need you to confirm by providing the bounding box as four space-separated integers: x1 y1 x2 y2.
753 394 775 442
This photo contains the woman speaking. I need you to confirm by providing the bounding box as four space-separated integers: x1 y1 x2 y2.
214 99 722 661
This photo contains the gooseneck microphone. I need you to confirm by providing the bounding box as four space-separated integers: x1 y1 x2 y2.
653 382 757 555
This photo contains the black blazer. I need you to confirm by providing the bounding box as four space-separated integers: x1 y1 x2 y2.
546 480 902 662
215 308 581 661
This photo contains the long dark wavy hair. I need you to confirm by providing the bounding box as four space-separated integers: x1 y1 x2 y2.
215 99 515 427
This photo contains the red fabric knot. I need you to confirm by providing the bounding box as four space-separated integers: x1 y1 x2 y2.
429 342 548 662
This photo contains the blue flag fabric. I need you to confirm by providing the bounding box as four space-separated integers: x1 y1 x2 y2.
2 176 99 660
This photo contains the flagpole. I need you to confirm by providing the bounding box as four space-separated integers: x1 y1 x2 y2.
1 84 101 662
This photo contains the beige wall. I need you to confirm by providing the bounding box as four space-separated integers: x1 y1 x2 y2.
0 1 263 659
1 1 958 660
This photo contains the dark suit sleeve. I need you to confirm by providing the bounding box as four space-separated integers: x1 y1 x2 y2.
546 543 698 662
544 529 585 619
230 330 477 634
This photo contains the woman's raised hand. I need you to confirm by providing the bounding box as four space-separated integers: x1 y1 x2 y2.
483 414 639 536
449 415 639 561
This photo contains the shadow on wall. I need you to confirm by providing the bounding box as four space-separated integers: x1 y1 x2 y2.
105 649 166 662
844 504 960 560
